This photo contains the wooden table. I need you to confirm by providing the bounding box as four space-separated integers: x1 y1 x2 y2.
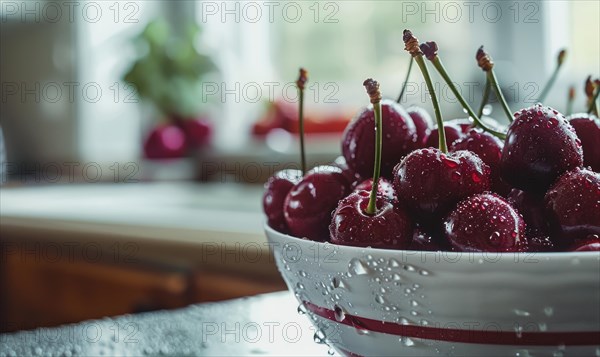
0 183 287 331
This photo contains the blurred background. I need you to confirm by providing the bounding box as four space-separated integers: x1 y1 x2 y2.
1 0 598 332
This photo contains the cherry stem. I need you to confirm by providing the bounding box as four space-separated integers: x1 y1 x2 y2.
363 79 382 215
396 57 414 103
296 68 307 175
415 56 447 152
486 70 513 123
477 46 513 123
588 86 600 115
430 56 506 139
404 31 446 152
566 86 575 116
537 49 566 103
478 78 491 118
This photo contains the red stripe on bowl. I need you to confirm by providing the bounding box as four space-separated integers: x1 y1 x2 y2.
304 301 600 346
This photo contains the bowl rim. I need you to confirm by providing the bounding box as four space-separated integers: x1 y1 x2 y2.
264 222 600 261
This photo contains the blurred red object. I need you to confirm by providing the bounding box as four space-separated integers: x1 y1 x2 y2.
144 116 213 159
179 116 213 148
143 124 188 159
252 100 350 137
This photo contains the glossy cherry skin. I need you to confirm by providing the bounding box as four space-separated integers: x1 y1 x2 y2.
444 193 527 252
424 122 463 149
393 148 491 220
524 234 556 252
406 106 433 149
354 177 396 202
447 118 473 133
143 124 188 159
333 156 362 188
342 99 417 179
568 113 600 172
501 104 583 193
329 190 412 249
263 169 303 233
284 165 351 241
409 228 443 251
507 188 548 235
450 128 509 194
544 168 600 246
570 237 600 251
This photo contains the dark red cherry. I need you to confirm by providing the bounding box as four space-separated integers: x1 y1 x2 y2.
263 169 303 233
341 99 417 179
447 118 473 133
507 188 548 234
329 190 412 249
424 122 463 149
444 193 527 252
501 104 583 193
567 114 600 171
409 227 443 251
333 155 362 188
284 165 351 241
354 177 395 202
450 128 508 194
406 106 433 149
570 237 600 251
393 148 491 220
545 168 600 245
143 124 188 159
524 234 556 252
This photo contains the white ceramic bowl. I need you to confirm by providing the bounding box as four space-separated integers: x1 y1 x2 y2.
265 224 600 356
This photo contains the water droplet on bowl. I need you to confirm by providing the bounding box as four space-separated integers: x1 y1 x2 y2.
334 305 346 322
514 309 530 317
348 258 370 276
375 295 386 304
403 264 416 272
400 336 415 347
388 258 401 268
313 329 326 344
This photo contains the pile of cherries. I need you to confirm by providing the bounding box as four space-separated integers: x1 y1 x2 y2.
263 31 600 253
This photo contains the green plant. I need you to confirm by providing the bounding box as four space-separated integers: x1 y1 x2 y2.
123 20 215 118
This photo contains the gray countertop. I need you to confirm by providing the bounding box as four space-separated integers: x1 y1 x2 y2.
0 292 334 357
